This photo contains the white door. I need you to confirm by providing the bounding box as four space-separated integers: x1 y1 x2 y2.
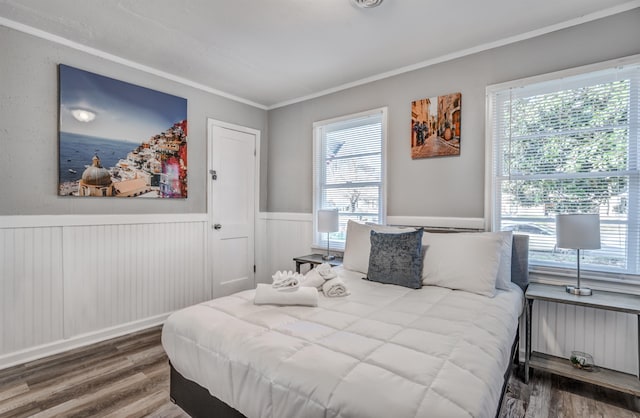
208 120 257 297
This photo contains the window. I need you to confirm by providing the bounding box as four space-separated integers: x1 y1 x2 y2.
313 107 387 250
487 57 640 277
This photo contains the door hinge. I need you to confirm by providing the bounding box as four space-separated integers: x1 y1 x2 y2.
253 265 256 273
209 169 217 180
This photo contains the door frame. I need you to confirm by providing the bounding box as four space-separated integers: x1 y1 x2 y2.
206 118 260 298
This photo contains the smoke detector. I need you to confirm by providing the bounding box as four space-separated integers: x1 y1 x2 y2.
351 0 384 8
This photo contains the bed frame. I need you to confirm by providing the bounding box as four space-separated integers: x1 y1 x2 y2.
169 233 530 418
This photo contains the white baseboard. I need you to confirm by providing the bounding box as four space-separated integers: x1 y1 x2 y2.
0 313 170 371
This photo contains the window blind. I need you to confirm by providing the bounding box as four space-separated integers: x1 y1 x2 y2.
488 60 640 276
313 108 387 249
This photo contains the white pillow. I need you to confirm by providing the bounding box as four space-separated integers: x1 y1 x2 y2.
454 231 513 290
342 221 374 274
421 233 503 297
342 221 412 274
488 231 513 290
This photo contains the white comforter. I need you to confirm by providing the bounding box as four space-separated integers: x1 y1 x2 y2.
162 268 524 418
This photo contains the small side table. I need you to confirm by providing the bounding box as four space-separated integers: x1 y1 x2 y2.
293 254 342 273
525 282 640 396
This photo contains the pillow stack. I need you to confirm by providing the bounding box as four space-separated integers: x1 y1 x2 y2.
343 220 416 274
342 220 513 296
421 231 512 297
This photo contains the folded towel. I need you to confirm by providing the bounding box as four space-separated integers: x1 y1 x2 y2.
322 277 350 297
316 263 337 280
254 283 318 307
272 270 302 289
300 268 325 288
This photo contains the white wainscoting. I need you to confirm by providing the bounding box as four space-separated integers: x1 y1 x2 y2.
0 214 209 369
259 212 313 279
2 212 637 375
1 226 64 358
261 213 637 375
531 300 637 375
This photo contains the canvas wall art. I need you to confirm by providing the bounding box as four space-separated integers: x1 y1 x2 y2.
411 92 461 159
58 64 188 198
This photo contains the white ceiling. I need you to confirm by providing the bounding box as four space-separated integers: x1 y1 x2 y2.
0 0 638 108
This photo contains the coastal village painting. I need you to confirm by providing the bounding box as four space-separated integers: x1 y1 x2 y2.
411 92 461 159
58 64 188 198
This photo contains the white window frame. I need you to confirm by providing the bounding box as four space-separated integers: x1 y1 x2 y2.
485 54 640 288
312 107 388 251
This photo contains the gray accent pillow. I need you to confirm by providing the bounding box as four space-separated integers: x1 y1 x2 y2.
367 229 424 289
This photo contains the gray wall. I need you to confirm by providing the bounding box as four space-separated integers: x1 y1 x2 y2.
267 8 640 217
3 9 639 217
0 26 268 215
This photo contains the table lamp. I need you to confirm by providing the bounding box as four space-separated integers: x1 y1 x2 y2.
318 209 339 260
556 214 601 296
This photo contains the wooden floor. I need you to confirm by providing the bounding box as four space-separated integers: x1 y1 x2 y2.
0 326 186 418
501 367 640 418
0 327 638 418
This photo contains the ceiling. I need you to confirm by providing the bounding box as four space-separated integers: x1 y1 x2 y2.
0 0 637 109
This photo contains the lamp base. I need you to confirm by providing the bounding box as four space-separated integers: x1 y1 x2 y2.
566 285 592 296
322 254 336 261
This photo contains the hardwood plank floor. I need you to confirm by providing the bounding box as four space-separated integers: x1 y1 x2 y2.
0 326 638 417
503 366 640 418
0 327 186 418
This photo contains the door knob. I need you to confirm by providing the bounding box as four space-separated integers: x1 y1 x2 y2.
213 223 222 230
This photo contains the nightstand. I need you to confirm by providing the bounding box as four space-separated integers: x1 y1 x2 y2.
525 282 640 396
293 254 343 273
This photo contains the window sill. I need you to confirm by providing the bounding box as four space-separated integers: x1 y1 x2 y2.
529 266 640 296
311 243 345 255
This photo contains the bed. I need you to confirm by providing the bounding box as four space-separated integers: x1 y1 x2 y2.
162 226 529 418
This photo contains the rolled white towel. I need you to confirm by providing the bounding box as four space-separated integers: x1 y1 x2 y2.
272 270 302 289
316 263 337 280
254 283 318 307
300 268 325 288
322 277 350 297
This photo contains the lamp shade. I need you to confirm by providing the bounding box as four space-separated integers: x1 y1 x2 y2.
318 209 339 233
556 214 601 250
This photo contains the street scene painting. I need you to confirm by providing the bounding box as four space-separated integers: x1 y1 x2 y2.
411 92 461 159
58 64 188 198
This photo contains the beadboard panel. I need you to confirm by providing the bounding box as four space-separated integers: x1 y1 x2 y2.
255 215 269 284
62 221 208 338
262 213 313 276
0 226 64 355
0 215 208 369
263 213 637 375
532 300 637 375
2 213 636 376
